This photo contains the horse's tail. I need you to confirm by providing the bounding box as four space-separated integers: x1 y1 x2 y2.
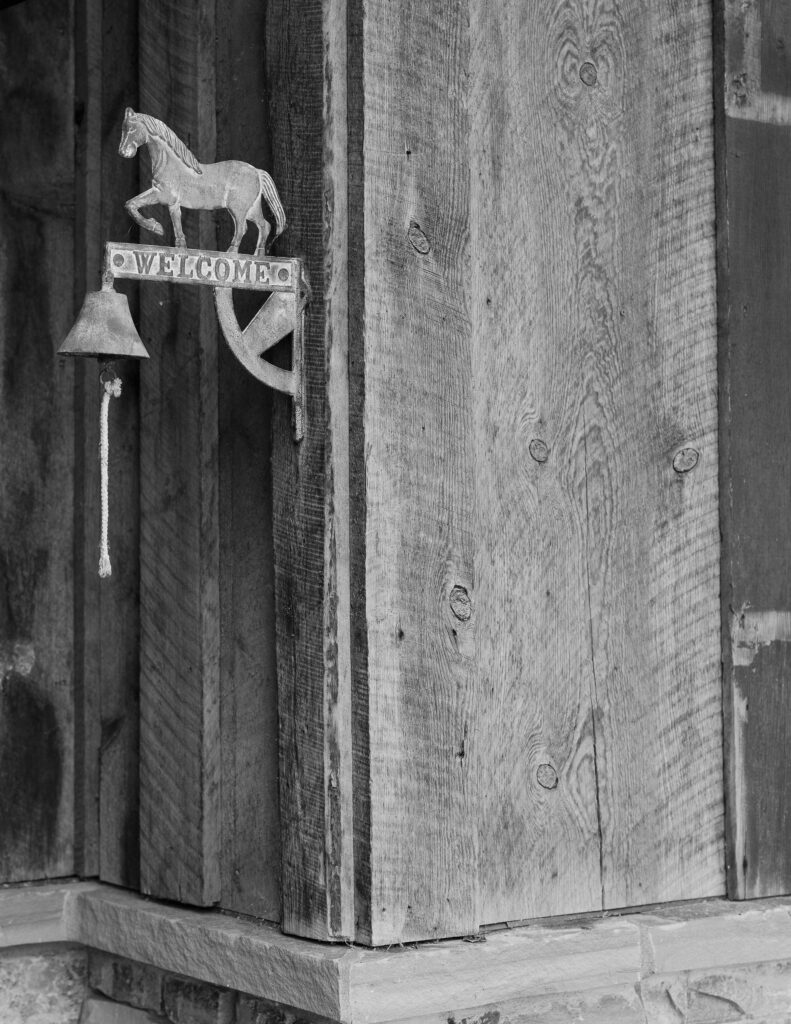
258 169 286 240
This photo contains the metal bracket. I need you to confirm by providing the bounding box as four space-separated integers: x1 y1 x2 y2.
105 242 310 440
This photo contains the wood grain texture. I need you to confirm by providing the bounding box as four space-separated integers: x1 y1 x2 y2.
719 115 791 899
0 0 76 882
358 0 479 944
215 0 280 922
271 0 723 943
469 0 601 921
138 0 221 905
267 0 356 939
470 0 723 919
74 0 141 889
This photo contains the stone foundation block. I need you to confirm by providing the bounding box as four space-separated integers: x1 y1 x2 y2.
236 994 330 1024
162 976 235 1024
0 946 86 1024
79 995 167 1023
88 951 164 1013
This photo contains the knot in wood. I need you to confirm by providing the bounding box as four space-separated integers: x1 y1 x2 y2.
408 221 431 255
536 763 559 790
673 447 699 474
579 61 598 86
529 439 549 464
449 585 472 622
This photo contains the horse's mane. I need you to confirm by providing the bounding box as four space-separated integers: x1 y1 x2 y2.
134 113 203 174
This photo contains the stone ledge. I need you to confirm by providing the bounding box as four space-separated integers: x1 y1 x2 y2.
2 882 791 1023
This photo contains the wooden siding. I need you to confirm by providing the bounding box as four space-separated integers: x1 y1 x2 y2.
137 0 281 914
276 0 725 943
216 0 281 922
471 0 724 920
719 0 791 899
267 0 356 940
0 0 77 881
74 0 141 889
137 0 223 905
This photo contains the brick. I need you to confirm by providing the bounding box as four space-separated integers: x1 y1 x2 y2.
236 994 332 1024
162 975 235 1024
80 994 168 1023
89 951 164 1012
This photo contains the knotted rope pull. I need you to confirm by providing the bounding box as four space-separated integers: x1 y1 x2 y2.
99 371 122 578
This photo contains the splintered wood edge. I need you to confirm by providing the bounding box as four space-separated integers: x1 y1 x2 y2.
3 884 791 1022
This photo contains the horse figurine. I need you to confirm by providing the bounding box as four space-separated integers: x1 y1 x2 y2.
118 107 286 255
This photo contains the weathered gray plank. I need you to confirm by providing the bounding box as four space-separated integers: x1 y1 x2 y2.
138 0 221 905
353 0 479 945
0 0 76 881
583 0 723 907
268 0 356 939
471 0 723 919
469 0 601 922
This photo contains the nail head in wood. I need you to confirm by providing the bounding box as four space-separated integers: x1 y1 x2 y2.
579 62 598 86
673 447 699 474
449 585 472 622
537 764 559 790
529 439 550 464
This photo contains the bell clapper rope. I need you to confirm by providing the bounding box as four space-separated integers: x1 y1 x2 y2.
99 362 122 578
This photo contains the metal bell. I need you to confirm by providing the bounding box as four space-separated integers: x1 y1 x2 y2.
59 287 149 360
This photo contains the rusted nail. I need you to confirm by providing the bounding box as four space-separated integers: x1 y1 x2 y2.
408 221 431 255
449 585 472 622
673 447 699 474
579 61 598 86
529 439 549 464
536 764 559 790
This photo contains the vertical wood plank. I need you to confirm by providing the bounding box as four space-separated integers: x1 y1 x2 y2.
719 0 791 898
273 0 724 942
268 0 356 939
0 0 76 882
138 0 221 905
95 0 141 889
74 0 141 889
357 0 479 945
471 0 723 919
215 0 280 921
469 0 602 922
73 0 103 882
584 0 723 907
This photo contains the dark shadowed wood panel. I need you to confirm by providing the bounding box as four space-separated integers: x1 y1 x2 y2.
215 0 280 921
74 0 141 888
356 0 479 945
719 0 791 897
268 0 355 939
0 0 76 882
138 0 221 905
472 0 723 919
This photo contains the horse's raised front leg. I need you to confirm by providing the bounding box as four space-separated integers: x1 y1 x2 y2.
125 187 165 237
169 204 187 248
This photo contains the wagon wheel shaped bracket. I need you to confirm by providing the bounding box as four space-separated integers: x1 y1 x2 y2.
104 241 311 441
